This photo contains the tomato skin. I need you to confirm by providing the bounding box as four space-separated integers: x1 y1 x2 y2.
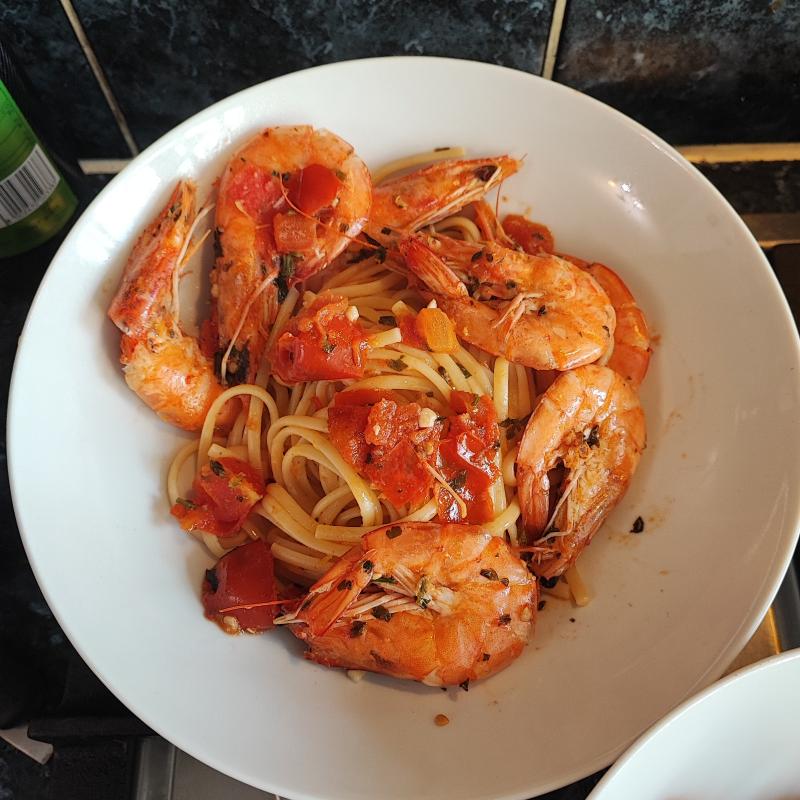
436 391 501 524
364 399 420 448
328 405 370 471
502 214 555 255
226 164 283 224
271 296 366 384
287 163 341 215
171 457 264 537
366 438 432 507
202 540 277 632
398 314 427 349
273 212 317 252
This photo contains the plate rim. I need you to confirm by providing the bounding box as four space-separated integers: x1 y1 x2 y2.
8 55 800 799
586 648 800 799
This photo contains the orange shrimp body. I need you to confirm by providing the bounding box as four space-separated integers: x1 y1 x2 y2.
367 156 520 243
399 234 616 371
213 125 371 384
108 181 222 431
583 263 651 388
517 365 646 578
285 522 536 687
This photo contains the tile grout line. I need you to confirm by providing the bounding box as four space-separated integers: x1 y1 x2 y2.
541 0 569 80
59 0 140 157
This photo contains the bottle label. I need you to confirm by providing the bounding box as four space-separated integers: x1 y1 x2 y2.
0 143 59 228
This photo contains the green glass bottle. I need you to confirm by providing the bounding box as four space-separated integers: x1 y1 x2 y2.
0 67 77 257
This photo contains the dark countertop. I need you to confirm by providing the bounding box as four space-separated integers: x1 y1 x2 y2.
0 165 798 799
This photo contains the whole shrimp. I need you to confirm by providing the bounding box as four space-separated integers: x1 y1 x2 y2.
399 233 616 371
500 215 652 388
108 181 223 431
516 365 646 579
278 522 537 687
366 155 520 244
213 125 371 385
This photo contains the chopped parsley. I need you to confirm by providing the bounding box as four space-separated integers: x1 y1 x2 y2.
387 358 407 372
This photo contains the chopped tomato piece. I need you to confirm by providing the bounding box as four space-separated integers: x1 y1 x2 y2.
365 399 421 448
328 392 442 508
271 295 366 384
273 212 317 252
202 540 277 633
226 164 283 224
436 391 501 524
328 405 371 471
503 214 555 255
366 438 432 508
398 313 427 349
449 391 499 446
287 163 341 215
171 457 264 537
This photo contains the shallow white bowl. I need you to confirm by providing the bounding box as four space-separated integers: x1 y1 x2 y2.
588 649 800 800
8 57 800 800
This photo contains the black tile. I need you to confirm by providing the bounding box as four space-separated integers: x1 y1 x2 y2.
73 0 555 149
1 1 129 157
554 0 800 145
696 161 800 215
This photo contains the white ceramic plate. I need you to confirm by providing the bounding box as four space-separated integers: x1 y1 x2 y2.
588 648 800 799
8 57 800 800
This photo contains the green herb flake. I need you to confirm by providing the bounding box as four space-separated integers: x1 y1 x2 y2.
506 280 517 289
630 516 645 534
458 364 472 379
176 497 197 510
387 358 407 372
459 678 470 691
373 575 398 585
498 613 512 626
337 579 353 591
480 568 499 581
378 315 396 326
386 525 403 539
481 652 490 662
586 425 600 448
335 169 346 181
362 560 374 572
209 460 225 477
350 620 367 638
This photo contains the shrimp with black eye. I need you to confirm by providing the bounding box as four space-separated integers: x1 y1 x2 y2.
277 521 537 687
399 233 616 371
516 365 646 579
